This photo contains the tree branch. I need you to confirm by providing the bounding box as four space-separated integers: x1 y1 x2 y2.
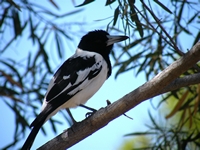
159 72 200 94
38 42 200 150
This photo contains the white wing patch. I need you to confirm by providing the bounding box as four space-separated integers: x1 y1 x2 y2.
63 75 70 80
64 56 103 96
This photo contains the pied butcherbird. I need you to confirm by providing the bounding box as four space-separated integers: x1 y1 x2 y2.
22 30 128 150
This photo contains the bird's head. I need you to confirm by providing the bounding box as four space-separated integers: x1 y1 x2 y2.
78 30 129 56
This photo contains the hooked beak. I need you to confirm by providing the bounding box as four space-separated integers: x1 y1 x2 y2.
106 35 129 46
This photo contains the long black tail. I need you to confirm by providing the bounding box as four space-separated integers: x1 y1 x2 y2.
21 119 44 150
21 91 72 149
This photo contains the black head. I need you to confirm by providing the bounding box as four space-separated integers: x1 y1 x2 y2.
78 30 128 57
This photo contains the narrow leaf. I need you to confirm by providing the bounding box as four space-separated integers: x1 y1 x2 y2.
115 50 144 78
48 0 59 9
0 70 22 89
124 131 156 136
7 0 21 11
113 6 119 26
123 36 150 50
12 10 22 37
105 0 116 6
0 5 10 28
55 32 62 58
76 0 95 7
177 0 186 24
165 90 189 119
0 59 23 86
58 9 84 18
153 0 172 14
129 6 144 37
148 110 160 130
187 12 199 24
193 31 200 46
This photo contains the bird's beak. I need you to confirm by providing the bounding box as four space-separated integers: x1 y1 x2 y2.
106 35 129 46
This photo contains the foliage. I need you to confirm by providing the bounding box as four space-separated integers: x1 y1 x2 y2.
124 109 200 150
0 0 84 149
78 0 200 149
106 0 199 149
0 0 200 149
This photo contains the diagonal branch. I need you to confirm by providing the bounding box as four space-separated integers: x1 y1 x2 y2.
38 42 200 150
159 72 200 94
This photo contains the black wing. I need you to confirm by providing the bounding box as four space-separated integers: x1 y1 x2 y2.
30 53 103 127
46 54 102 102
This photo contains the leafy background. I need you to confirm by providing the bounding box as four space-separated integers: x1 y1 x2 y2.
0 0 200 149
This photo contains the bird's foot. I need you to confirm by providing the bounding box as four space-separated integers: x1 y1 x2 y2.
85 110 97 118
79 104 97 118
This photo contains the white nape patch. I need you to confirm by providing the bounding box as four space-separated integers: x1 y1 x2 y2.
63 75 70 80
76 48 99 57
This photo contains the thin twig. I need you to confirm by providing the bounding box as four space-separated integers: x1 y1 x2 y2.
140 0 183 55
133 6 175 49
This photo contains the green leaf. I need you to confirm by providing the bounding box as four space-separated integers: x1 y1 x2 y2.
179 24 192 35
48 0 59 9
113 6 119 26
0 5 10 28
55 32 64 58
187 12 199 24
0 59 23 86
12 10 22 37
115 51 144 78
128 0 135 4
76 0 95 7
124 131 156 137
105 0 116 6
193 31 200 46
153 0 172 14
147 110 161 130
56 27 73 40
7 0 21 11
136 55 149 76
0 86 19 95
29 16 36 45
58 9 84 18
39 42 52 73
177 0 186 24
123 36 150 50
129 6 144 37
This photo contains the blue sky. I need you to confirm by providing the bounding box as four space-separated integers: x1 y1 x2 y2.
0 0 197 150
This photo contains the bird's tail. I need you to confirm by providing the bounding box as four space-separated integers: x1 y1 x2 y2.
21 104 54 150
21 118 44 150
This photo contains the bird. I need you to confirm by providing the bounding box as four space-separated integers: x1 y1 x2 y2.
21 30 128 150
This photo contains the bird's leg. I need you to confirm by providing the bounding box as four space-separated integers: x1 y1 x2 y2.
65 108 77 124
79 104 97 118
64 109 82 133
79 104 97 112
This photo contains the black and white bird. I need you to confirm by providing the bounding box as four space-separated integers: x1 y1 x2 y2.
22 30 128 150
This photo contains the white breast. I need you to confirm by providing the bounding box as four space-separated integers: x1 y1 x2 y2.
61 54 108 108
